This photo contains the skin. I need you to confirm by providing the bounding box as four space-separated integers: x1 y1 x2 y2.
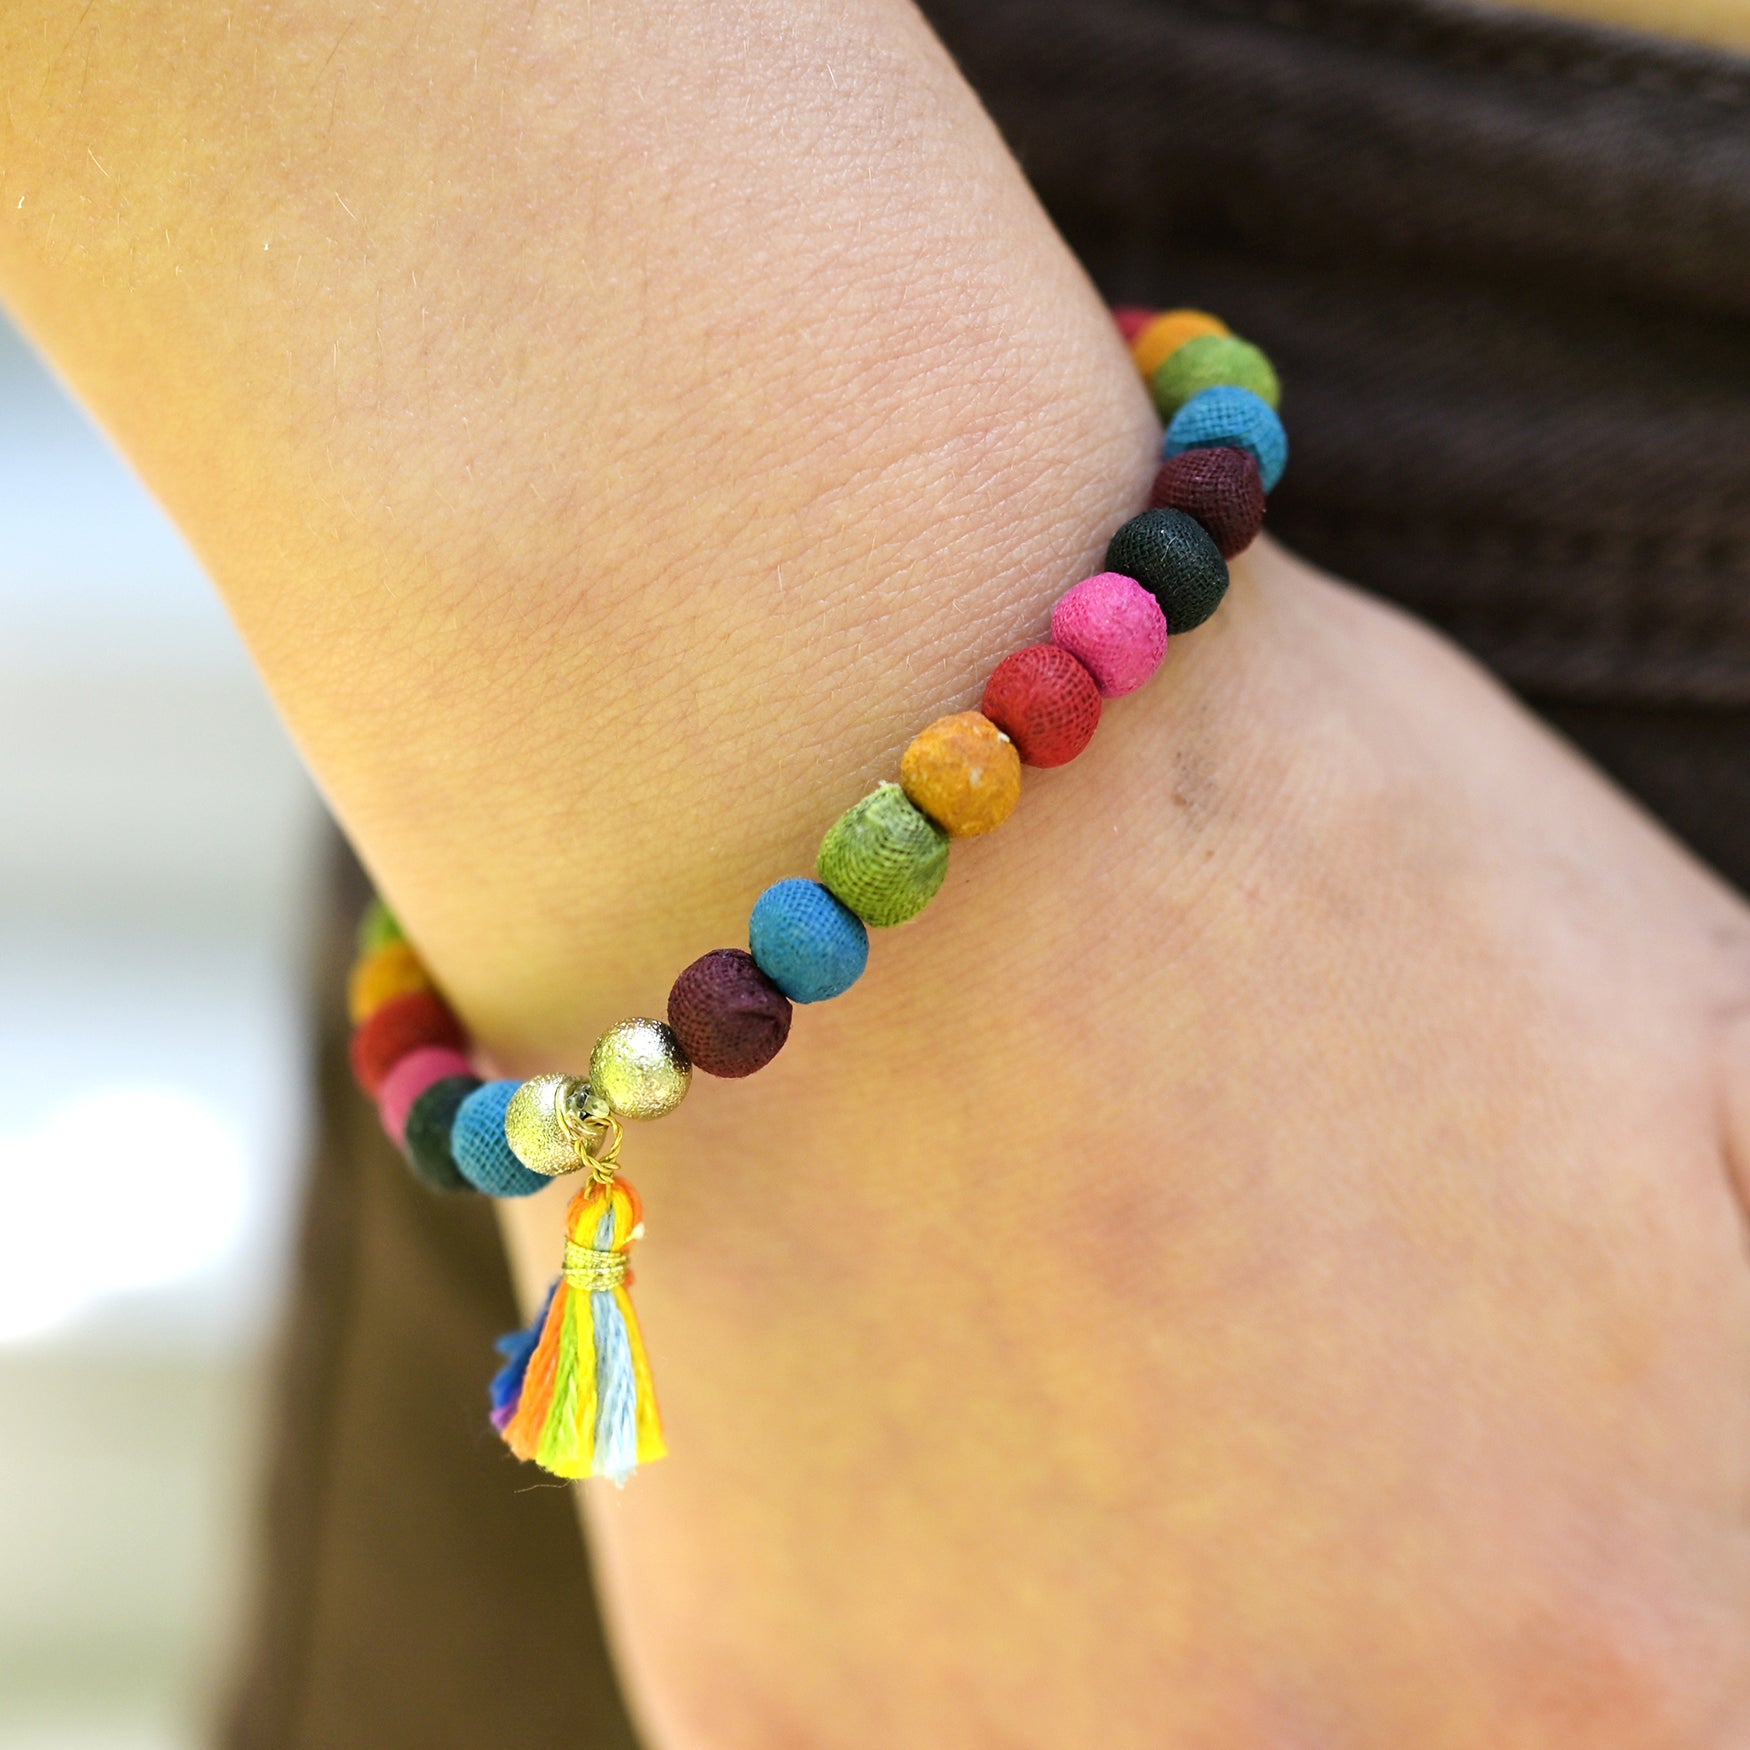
3 2 1749 1744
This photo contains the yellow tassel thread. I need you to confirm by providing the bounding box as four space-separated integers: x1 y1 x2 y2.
501 1178 665 1482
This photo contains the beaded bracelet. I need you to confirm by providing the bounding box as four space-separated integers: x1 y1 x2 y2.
345 306 1285 1482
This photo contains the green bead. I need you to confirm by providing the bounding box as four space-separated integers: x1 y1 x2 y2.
818 782 950 928
404 1074 481 1194
1151 334 1280 421
357 895 405 956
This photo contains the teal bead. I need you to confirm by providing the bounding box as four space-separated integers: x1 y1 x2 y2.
749 878 870 1002
1163 387 1289 492
818 783 950 928
454 1079 552 1198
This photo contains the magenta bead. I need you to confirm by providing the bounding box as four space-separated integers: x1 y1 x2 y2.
1049 572 1168 698
378 1046 474 1146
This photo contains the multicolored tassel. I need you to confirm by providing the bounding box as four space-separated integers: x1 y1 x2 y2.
497 1178 665 1483
489 1279 555 1433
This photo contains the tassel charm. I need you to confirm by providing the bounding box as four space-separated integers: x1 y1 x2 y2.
494 1100 666 1483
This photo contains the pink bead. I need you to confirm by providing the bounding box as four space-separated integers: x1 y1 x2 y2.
1113 306 1155 343
1049 572 1168 698
377 1046 474 1146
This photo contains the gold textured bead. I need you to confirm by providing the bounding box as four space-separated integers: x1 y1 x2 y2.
590 1018 692 1119
504 1073 593 1177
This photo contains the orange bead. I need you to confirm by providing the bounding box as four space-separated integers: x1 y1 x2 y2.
900 711 1022 838
348 940 432 1023
1131 308 1230 380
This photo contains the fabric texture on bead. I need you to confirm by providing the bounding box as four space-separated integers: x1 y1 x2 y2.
1049 572 1168 697
347 940 431 1024
349 988 466 1095
1148 447 1265 558
453 1080 553 1198
377 1045 474 1147
1150 334 1280 421
900 711 1023 837
1131 308 1228 378
1164 386 1289 492
748 878 870 1002
668 949 793 1078
404 1074 483 1194
818 783 951 927
982 643 1103 766
1105 509 1230 633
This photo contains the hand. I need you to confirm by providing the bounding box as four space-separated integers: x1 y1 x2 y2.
501 535 1750 1748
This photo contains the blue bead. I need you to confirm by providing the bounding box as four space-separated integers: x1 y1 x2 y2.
453 1080 551 1198
1163 387 1288 492
749 877 870 1003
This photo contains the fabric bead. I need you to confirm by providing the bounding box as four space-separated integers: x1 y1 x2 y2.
981 644 1102 767
1131 308 1229 379
1163 386 1289 492
378 1046 474 1148
1049 573 1168 698
453 1079 552 1198
347 941 431 1024
349 988 466 1096
1105 509 1231 633
748 878 870 1002
667 949 793 1078
356 896 405 956
404 1074 483 1194
1112 306 1155 344
1148 447 1266 559
1150 334 1280 421
818 783 951 927
900 711 1022 838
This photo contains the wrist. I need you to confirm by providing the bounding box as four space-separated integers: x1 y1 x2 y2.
392 297 1162 1070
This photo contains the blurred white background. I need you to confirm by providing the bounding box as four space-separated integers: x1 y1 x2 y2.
0 315 323 1747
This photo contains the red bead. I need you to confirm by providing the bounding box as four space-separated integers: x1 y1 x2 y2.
1148 446 1266 559
668 949 793 1078
981 644 1102 768
350 989 467 1095
1112 305 1155 344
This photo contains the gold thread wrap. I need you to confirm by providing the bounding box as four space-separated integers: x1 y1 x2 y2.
562 1239 630 1293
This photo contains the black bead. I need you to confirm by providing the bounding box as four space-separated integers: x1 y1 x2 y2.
404 1074 483 1193
1105 508 1230 633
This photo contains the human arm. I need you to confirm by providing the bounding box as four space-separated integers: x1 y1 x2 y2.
4 4 1750 1743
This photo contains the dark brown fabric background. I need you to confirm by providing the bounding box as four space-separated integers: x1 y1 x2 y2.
925 0 1750 889
223 1 1750 1744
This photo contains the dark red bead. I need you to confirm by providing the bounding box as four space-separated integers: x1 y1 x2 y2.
350 989 466 1094
981 644 1102 768
668 949 793 1078
1148 446 1266 559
